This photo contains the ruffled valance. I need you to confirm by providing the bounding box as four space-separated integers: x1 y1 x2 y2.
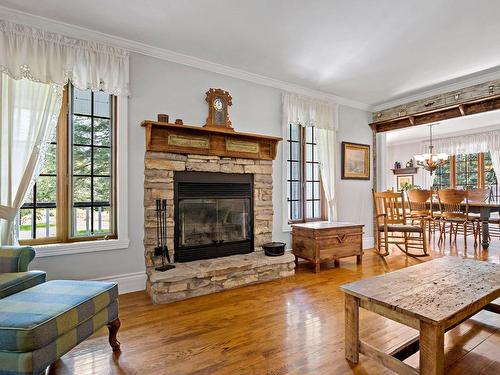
282 93 338 130
420 129 500 190
0 20 130 96
421 129 500 155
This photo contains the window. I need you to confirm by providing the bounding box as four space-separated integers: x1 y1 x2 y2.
17 85 116 244
485 152 499 199
286 124 324 223
432 152 498 195
455 153 478 190
432 162 450 190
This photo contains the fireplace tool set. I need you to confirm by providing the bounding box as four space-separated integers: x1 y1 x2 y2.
154 199 175 272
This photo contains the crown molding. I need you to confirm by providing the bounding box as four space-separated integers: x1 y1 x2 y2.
372 67 500 112
0 5 371 111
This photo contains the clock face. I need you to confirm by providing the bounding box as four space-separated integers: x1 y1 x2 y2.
213 98 224 112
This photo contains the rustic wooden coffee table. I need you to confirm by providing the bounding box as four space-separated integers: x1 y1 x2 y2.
341 257 500 375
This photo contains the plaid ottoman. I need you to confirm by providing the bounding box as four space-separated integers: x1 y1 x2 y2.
0 280 120 375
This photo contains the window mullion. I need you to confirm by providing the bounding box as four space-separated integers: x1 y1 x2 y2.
301 126 306 222
450 155 456 188
57 87 70 242
478 152 485 188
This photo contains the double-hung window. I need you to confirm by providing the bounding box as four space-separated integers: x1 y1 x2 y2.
18 85 117 244
286 124 324 223
432 152 498 197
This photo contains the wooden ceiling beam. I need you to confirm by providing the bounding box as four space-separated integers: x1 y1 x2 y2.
370 94 500 133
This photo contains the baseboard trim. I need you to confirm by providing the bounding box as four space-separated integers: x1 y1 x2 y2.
363 236 375 250
93 271 147 294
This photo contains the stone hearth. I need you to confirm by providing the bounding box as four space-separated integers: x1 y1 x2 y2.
149 252 295 304
144 150 295 303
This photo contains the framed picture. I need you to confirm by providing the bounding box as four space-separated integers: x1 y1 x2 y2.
341 142 370 180
397 175 414 191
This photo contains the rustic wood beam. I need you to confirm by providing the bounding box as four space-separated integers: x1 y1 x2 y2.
370 94 500 133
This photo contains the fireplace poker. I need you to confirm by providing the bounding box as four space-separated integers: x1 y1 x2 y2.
162 199 171 264
154 199 162 257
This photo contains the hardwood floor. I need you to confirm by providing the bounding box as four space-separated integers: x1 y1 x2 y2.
49 235 500 374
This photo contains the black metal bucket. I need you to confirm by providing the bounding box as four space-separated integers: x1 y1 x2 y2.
262 242 286 256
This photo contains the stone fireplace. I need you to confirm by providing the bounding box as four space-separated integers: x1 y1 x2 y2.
143 120 295 303
174 171 254 262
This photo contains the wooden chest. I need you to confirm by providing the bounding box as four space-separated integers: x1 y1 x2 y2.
291 221 364 273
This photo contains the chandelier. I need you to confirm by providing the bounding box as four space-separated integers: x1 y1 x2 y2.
414 124 448 175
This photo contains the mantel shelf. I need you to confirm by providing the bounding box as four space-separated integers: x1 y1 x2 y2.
141 120 282 160
391 167 419 175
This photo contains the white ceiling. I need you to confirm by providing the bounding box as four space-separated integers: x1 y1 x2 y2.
386 110 500 145
2 0 500 107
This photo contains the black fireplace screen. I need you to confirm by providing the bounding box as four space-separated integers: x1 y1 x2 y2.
174 172 254 262
178 198 250 247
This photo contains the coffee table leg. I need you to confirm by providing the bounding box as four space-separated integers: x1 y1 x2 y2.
420 321 444 375
345 294 359 363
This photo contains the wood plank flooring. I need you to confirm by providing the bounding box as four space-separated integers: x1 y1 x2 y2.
49 236 500 374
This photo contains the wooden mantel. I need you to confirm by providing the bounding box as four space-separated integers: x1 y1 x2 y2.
141 120 282 160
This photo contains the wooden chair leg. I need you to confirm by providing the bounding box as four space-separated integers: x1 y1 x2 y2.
376 230 381 253
384 230 389 255
422 227 428 255
107 318 121 352
376 230 389 256
463 222 467 249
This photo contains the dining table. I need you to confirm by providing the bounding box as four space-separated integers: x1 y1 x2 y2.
466 198 500 248
425 196 500 249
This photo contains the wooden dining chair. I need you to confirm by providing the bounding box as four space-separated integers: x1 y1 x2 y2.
372 190 428 257
407 189 439 237
437 189 479 248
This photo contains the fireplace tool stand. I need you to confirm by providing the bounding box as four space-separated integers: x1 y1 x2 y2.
154 199 175 272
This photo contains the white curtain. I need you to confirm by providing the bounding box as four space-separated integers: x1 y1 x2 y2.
0 73 62 244
317 128 338 220
0 19 130 244
282 93 338 224
421 129 500 186
0 20 129 95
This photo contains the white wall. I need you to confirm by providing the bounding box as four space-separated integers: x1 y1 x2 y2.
336 106 374 241
32 52 373 284
387 141 426 190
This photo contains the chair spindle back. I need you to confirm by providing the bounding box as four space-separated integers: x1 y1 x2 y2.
373 190 406 225
437 189 468 219
407 189 432 216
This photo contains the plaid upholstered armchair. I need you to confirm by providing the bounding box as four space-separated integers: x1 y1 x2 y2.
0 246 46 298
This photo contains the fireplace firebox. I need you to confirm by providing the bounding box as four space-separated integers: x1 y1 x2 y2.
174 172 254 262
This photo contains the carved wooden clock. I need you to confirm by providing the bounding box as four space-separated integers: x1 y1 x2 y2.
204 88 234 131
